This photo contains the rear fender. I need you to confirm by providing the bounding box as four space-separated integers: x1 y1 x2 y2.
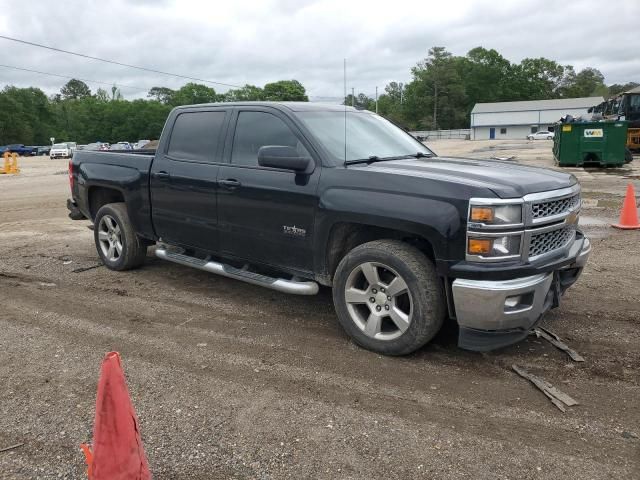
78 163 153 237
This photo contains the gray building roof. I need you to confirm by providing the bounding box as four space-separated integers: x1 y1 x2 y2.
471 96 603 114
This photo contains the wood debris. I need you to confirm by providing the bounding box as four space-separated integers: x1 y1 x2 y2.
534 327 585 362
512 364 579 412
0 443 24 453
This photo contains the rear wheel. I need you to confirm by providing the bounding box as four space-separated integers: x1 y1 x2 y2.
332 240 446 356
94 203 147 271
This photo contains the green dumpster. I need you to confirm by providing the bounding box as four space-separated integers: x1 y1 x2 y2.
553 120 628 167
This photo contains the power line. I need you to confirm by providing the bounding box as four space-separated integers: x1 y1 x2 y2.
0 34 243 89
0 63 148 91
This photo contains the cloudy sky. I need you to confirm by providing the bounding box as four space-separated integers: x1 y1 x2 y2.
0 0 638 101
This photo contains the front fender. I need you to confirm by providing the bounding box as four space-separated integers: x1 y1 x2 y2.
314 187 466 274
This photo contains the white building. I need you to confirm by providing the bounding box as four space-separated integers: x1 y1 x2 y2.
470 96 604 140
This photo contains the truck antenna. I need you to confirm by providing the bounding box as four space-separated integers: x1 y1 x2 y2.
344 58 347 165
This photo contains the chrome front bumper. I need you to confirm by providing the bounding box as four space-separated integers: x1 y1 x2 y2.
453 236 591 351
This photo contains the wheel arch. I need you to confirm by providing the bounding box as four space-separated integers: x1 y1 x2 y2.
88 186 125 220
322 221 439 285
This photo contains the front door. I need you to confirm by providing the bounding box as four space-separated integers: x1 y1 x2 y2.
489 127 496 139
217 108 320 274
150 107 229 251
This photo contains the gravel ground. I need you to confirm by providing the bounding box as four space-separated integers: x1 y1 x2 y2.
0 143 639 479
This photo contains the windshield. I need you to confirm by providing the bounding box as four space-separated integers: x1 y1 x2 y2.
296 111 433 165
53 143 67 149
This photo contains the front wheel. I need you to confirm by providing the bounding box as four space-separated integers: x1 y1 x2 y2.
332 240 446 356
94 203 147 271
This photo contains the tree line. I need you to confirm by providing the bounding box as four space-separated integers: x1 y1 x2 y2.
0 79 309 145
350 47 637 131
0 45 637 145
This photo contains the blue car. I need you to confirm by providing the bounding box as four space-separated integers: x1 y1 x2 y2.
1 144 33 156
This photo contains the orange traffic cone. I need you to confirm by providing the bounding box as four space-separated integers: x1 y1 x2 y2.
612 183 640 230
81 352 151 480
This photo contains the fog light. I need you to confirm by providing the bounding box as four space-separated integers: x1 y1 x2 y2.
504 295 521 308
504 292 534 312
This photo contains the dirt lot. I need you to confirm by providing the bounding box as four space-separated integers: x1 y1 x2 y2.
1 142 639 479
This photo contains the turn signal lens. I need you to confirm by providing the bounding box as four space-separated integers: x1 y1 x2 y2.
470 206 494 223
468 238 492 254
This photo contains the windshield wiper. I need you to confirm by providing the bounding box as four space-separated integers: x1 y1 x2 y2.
344 152 432 166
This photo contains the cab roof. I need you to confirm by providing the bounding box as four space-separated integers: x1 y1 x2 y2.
174 101 364 113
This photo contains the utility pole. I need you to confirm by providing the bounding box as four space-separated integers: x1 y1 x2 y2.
375 86 378 114
351 87 355 107
400 82 403 105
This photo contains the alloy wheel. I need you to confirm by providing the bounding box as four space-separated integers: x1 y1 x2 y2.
97 214 123 262
344 261 413 341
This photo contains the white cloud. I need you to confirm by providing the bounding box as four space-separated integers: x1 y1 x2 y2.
0 0 637 100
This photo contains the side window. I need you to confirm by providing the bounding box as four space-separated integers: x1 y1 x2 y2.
231 111 309 167
531 126 538 134
500 128 507 135
167 111 226 163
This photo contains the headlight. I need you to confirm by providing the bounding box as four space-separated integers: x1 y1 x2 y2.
469 204 522 226
467 234 521 259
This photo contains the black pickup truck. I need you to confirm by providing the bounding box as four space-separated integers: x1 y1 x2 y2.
67 102 590 355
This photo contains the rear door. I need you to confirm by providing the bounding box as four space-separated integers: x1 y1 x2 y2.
216 107 321 274
150 107 229 251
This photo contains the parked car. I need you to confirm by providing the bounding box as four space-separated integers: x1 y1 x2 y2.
134 140 151 150
82 143 103 151
527 131 555 140
33 145 51 156
67 102 590 355
110 142 132 150
99 143 111 151
1 144 34 156
66 142 77 155
50 143 73 159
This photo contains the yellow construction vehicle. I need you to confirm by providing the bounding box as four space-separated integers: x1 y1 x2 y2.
592 86 640 152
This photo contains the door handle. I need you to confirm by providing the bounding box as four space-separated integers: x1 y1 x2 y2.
218 179 241 189
155 171 170 181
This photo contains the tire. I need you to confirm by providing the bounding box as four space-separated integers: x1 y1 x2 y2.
93 203 147 271
332 239 446 356
624 148 633 164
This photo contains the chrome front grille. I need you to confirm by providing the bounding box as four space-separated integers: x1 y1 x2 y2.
528 226 575 259
530 193 580 221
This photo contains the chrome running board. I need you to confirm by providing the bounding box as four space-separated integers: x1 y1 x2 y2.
155 248 319 295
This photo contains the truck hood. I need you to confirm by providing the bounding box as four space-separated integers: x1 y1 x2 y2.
357 156 576 198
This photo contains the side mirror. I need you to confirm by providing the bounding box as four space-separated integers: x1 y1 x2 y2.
258 146 313 173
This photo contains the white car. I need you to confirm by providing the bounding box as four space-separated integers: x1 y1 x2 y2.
49 143 72 159
527 131 554 140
